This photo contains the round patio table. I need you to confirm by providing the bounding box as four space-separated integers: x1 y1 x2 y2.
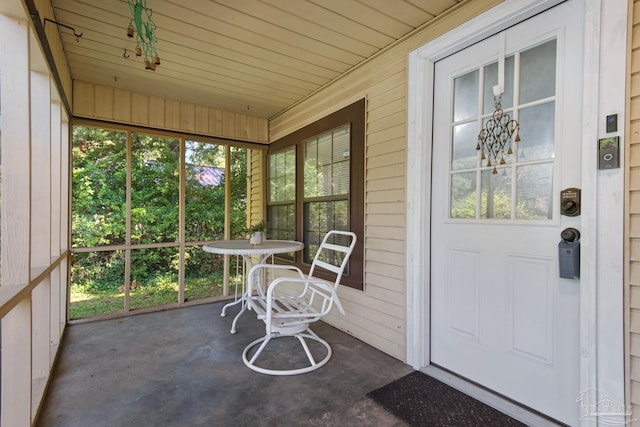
202 239 304 333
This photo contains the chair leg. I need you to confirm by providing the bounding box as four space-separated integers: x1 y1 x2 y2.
248 335 272 365
242 329 333 376
296 334 317 367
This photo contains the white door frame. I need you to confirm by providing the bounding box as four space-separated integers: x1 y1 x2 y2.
406 0 626 424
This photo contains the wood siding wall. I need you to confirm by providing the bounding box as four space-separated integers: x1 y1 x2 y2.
629 0 640 419
248 149 265 227
268 0 501 360
73 81 269 144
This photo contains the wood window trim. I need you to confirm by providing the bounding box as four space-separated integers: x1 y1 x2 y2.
268 99 365 290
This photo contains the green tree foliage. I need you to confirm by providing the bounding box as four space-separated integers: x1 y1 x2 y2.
71 126 247 295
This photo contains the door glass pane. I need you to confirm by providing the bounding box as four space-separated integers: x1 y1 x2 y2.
448 37 557 223
453 69 479 122
452 122 478 170
131 133 179 244
480 168 512 219
483 56 515 114
450 171 477 218
519 39 557 104
516 163 554 220
518 102 555 161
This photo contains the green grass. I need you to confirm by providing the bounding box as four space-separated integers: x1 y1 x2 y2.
70 275 241 319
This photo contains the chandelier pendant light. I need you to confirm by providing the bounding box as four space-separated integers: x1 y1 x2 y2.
476 95 520 174
126 0 161 71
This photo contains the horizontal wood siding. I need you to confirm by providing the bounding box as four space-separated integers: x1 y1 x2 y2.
73 81 268 144
269 0 501 360
630 0 640 421
248 149 265 227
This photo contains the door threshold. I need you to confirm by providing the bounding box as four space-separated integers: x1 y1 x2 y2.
421 365 565 427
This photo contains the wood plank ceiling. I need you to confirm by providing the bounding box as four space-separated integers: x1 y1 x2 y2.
50 0 462 119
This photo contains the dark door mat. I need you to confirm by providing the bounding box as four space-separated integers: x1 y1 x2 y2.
367 371 527 426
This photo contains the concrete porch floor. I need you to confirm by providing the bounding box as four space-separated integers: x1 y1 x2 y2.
36 301 413 426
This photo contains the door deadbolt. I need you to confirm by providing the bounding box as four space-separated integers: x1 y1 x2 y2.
560 188 581 216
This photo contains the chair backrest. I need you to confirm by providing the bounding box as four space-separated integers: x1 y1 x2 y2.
307 230 357 289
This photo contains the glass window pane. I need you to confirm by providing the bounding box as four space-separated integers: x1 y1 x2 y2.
334 161 350 194
304 125 350 198
479 113 516 169
517 102 555 161
483 56 515 114
333 126 350 162
318 163 332 196
268 204 296 260
453 69 479 122
131 133 180 244
70 250 125 319
72 126 127 247
185 140 226 242
332 125 350 195
318 132 332 167
268 204 295 241
268 147 295 203
480 168 512 219
303 200 348 264
452 122 479 170
450 171 477 219
516 163 554 220
519 39 557 104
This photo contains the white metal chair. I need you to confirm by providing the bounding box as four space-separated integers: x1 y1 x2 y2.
242 230 357 375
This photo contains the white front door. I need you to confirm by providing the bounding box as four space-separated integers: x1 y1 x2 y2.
431 1 583 424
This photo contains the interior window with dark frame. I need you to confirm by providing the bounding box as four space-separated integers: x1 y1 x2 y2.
267 99 364 290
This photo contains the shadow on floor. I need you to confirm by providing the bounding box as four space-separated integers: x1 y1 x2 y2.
36 301 413 427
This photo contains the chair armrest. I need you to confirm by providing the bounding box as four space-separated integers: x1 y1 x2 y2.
246 264 304 297
265 276 345 316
